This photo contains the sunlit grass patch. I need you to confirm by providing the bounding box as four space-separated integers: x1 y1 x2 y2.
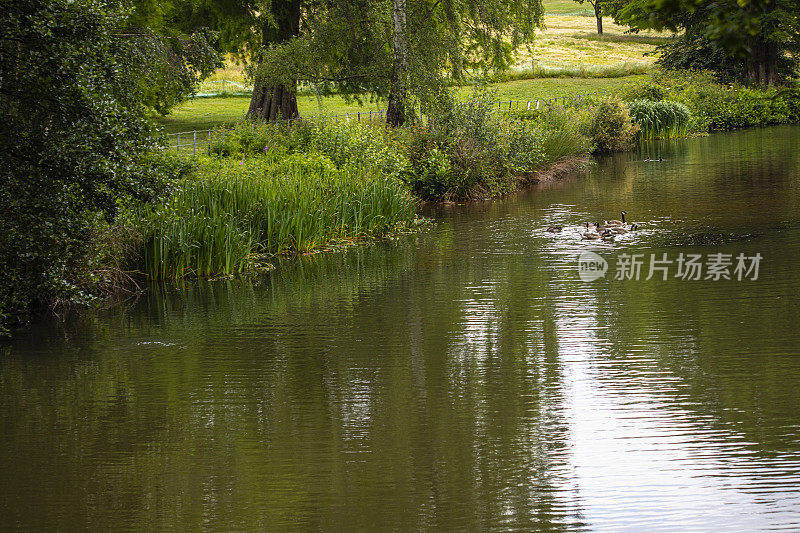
511 16 666 71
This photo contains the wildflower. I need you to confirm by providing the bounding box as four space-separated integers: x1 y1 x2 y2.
264 144 270 154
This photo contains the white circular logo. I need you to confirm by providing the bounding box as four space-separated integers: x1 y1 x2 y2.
578 251 608 282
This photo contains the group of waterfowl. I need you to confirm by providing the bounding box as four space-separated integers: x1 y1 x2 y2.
546 211 640 242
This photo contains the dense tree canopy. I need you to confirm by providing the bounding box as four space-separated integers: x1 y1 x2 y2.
611 0 800 84
0 0 204 329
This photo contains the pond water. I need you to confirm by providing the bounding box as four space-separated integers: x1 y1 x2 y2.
2 126 800 531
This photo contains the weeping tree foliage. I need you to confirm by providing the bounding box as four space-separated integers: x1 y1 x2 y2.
249 0 545 125
115 30 220 114
610 0 800 85
150 0 307 122
121 1 222 114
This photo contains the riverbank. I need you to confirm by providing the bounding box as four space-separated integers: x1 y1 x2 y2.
4 71 796 333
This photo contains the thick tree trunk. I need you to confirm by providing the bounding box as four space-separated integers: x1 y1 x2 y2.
247 78 298 121
594 2 603 35
247 0 301 122
386 0 408 127
747 37 779 87
765 41 777 86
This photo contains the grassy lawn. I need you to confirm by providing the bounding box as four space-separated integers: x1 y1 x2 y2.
154 93 388 133
543 0 596 15
155 76 646 134
469 75 646 101
512 14 672 73
156 0 664 134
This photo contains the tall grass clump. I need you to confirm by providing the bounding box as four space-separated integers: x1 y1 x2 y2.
127 153 418 279
628 99 691 139
525 106 592 161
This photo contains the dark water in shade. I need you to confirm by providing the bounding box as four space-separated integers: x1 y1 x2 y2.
2 126 800 531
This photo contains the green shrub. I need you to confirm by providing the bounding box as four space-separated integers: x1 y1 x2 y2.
584 99 639 153
210 119 412 181
447 136 509 198
408 88 509 200
677 85 791 131
309 121 411 181
210 120 314 158
498 119 547 174
412 147 457 199
628 99 692 139
622 70 797 133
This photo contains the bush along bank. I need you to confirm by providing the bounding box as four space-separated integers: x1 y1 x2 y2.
203 89 632 202
620 70 800 137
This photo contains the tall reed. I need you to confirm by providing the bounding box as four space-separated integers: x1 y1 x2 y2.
129 153 418 279
627 99 692 140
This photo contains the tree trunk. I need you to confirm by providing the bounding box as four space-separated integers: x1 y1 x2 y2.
247 0 302 122
748 37 779 87
594 2 603 35
766 41 777 86
247 78 299 121
444 0 463 81
386 0 408 127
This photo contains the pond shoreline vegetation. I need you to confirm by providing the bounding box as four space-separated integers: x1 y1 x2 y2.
116 70 800 284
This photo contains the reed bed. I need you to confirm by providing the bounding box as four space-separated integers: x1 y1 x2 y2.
627 99 691 139
129 154 418 279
